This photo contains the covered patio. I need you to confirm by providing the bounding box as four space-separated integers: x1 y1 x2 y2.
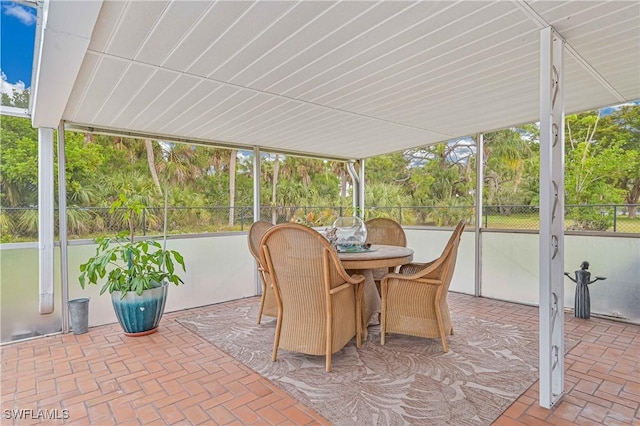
2 0 639 424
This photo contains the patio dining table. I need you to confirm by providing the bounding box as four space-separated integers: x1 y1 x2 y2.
338 244 414 341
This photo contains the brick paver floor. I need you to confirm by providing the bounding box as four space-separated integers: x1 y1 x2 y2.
1 293 639 425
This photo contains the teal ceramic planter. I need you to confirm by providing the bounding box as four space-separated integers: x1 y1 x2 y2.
111 282 168 336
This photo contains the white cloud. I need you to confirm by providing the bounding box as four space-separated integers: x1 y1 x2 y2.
3 3 37 26
1 70 27 97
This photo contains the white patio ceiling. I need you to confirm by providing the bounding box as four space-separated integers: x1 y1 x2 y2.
31 0 640 160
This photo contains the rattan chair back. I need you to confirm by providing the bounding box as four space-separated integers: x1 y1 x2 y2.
260 223 364 371
381 219 466 352
365 218 407 247
248 220 276 323
365 218 408 291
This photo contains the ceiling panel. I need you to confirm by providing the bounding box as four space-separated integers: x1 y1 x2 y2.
351 47 539 122
64 52 100 122
271 2 491 98
186 2 294 78
161 1 253 72
128 73 203 130
299 4 526 105
170 87 257 136
202 99 302 141
85 1 127 53
147 79 222 133
134 1 211 65
104 1 169 60
109 68 180 130
70 56 129 125
33 0 640 160
204 96 290 141
210 1 349 83
229 1 412 89
95 63 156 126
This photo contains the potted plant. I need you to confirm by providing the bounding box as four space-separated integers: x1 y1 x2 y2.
79 193 186 336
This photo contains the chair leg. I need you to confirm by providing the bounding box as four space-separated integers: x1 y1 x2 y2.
380 282 387 346
326 310 333 372
435 305 448 353
355 282 363 348
440 331 449 353
444 300 454 335
272 311 283 362
257 290 266 324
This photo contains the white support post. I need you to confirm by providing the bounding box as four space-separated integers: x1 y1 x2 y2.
38 127 55 314
57 121 70 332
474 133 484 297
253 146 262 295
358 159 366 218
539 27 565 409
253 146 261 222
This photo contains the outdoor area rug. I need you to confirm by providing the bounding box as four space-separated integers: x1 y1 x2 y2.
178 298 559 425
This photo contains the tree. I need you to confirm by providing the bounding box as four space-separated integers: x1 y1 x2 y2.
596 105 640 217
0 115 39 206
329 161 349 202
564 111 635 229
565 111 633 204
365 153 409 185
406 140 474 203
1 88 29 108
483 129 534 206
62 132 105 206
144 139 162 195
399 140 476 225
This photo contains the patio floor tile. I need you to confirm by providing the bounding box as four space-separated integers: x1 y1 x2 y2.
1 292 638 425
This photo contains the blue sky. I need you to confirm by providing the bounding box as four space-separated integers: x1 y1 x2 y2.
1 1 36 97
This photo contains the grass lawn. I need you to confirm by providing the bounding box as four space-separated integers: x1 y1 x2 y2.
484 214 640 233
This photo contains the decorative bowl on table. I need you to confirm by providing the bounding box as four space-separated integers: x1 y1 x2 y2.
332 216 367 252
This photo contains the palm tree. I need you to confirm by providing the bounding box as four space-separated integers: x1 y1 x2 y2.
144 139 162 194
483 129 533 205
329 161 349 202
156 143 203 187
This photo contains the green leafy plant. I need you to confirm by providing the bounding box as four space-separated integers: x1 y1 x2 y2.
79 193 185 296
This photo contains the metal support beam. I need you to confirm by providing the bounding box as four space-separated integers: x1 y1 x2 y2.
358 159 366 218
252 146 262 295
38 127 55 314
346 161 360 217
474 133 484 297
539 26 565 409
253 146 261 222
57 122 70 333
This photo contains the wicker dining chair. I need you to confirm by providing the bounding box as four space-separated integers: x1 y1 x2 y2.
380 219 466 352
248 220 276 324
365 218 408 291
365 218 407 247
260 223 365 372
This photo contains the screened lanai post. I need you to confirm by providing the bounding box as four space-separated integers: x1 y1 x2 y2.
358 160 365 218
57 121 70 333
539 26 565 409
253 146 262 295
38 127 55 314
474 133 483 297
253 146 261 223
347 161 360 217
